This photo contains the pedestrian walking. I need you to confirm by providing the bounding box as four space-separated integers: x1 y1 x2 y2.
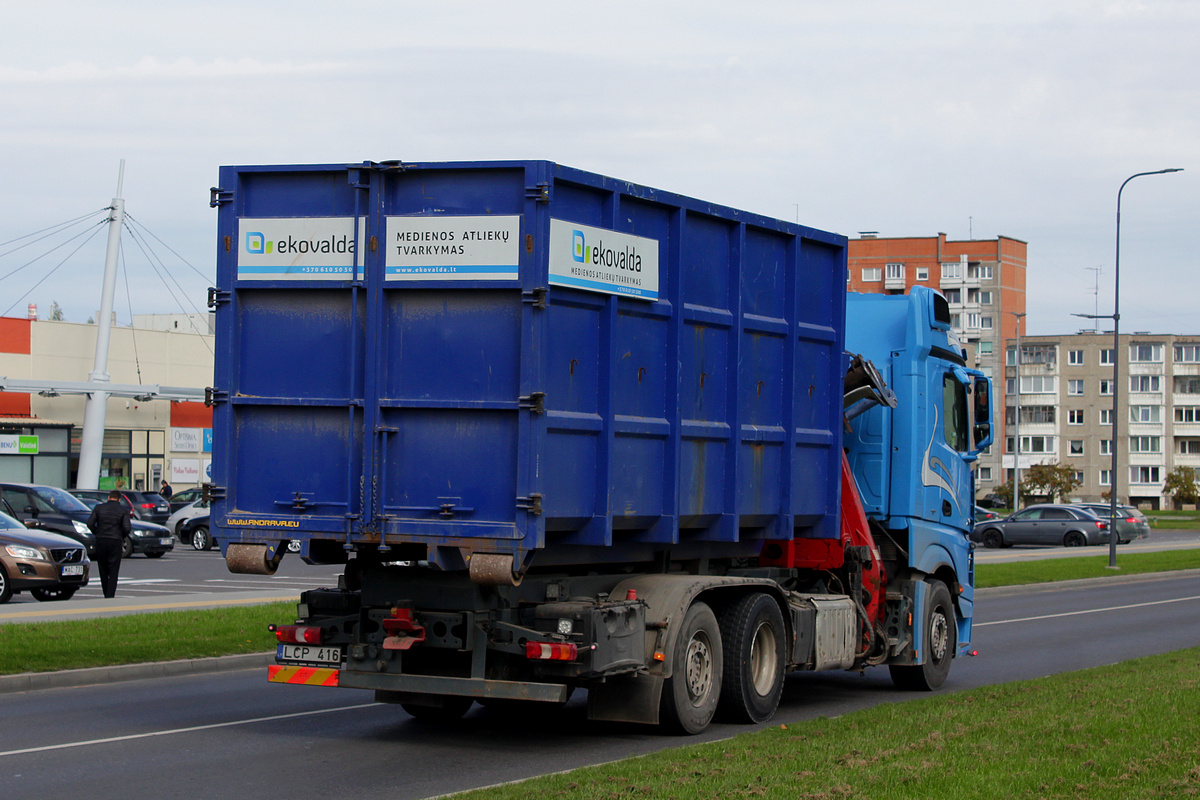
87 489 130 598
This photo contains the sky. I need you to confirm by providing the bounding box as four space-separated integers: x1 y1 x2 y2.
1 1 1196 336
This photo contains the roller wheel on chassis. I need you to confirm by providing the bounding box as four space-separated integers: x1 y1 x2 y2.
31 586 77 601
400 696 474 722
660 601 723 734
717 592 786 724
890 580 955 691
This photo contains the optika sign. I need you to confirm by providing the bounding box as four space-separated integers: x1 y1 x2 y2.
237 218 361 281
549 219 659 301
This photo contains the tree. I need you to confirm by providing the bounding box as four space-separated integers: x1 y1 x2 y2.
1163 466 1199 508
1020 462 1081 503
49 301 64 321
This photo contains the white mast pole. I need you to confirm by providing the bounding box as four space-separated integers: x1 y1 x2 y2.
76 160 126 490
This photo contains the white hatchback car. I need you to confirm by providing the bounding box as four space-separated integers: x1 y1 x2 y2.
165 498 209 539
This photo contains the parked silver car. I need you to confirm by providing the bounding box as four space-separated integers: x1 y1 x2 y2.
971 504 1112 548
1074 503 1151 544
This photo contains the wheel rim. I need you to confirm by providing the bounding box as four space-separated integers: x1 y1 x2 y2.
929 606 949 664
748 620 778 696
684 631 714 706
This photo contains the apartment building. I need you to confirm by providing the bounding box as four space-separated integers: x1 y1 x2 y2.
1005 332 1200 509
848 233 1027 496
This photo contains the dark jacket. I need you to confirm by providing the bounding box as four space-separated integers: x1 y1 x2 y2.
87 500 132 541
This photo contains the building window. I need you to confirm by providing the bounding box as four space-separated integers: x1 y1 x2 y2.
1007 406 1055 425
1068 350 1084 365
1100 469 1111 486
1100 349 1114 365
1069 440 1084 455
941 262 962 279
1176 407 1200 423
885 263 905 279
1175 376 1200 395
1175 344 1200 363
1100 439 1112 455
944 288 962 304
1130 375 1161 393
1180 439 1200 454
1129 406 1161 423
979 341 993 355
967 263 993 280
1068 409 1084 425
1020 435 1055 454
1072 470 1085 484
1068 379 1084 396
1100 380 1113 396
1130 466 1161 484
978 466 992 481
1130 343 1163 363
981 316 993 330
1021 345 1057 366
950 313 962 329
1130 436 1162 453
1006 346 1017 366
862 267 881 282
1100 408 1113 425
1019 376 1056 394
979 290 993 305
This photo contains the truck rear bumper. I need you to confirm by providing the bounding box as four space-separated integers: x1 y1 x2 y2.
337 670 571 703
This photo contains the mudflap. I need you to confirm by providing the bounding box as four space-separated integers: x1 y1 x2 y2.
587 673 664 725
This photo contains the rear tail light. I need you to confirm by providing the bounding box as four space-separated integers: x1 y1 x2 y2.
525 642 578 661
270 624 322 644
1094 521 1108 530
139 502 155 509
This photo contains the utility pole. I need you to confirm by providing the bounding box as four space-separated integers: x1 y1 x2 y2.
77 161 125 490
1010 312 1026 510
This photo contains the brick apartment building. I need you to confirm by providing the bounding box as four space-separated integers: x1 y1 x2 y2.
848 233 1027 499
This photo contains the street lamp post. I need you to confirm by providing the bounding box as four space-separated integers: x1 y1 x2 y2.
1097 168 1183 569
1011 312 1026 511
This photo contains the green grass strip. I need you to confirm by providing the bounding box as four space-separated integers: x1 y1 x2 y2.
453 647 1200 800
976 549 1200 588
0 601 292 675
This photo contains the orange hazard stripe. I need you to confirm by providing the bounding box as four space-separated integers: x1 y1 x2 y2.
268 664 340 687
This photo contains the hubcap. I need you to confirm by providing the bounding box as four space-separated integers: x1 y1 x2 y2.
684 631 713 705
929 608 949 663
748 621 778 695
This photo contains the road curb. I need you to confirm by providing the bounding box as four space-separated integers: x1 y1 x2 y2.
0 651 275 694
976 567 1200 598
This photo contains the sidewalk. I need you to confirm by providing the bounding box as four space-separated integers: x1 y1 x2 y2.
0 589 299 625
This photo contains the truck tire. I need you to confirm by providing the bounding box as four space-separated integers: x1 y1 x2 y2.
400 696 474 722
717 592 786 724
889 580 954 691
981 529 1004 549
660 601 722 734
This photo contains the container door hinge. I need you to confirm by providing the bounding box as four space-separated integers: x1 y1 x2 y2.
522 287 548 309
516 493 543 516
205 387 228 407
202 483 226 502
525 182 551 202
209 187 233 207
208 287 232 308
518 392 545 414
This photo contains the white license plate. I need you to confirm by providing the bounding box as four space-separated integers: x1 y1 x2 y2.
159 537 173 546
277 644 343 666
62 565 84 576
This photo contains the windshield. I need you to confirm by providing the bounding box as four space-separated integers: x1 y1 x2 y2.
32 486 91 513
0 510 24 530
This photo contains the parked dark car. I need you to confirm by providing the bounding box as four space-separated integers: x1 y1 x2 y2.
180 513 213 551
167 486 205 514
69 493 176 558
0 509 90 603
0 483 97 556
977 494 1008 509
971 503 1112 549
1074 503 1151 544
71 489 172 525
973 505 999 524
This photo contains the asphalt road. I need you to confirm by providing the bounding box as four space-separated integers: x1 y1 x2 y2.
1 571 1198 800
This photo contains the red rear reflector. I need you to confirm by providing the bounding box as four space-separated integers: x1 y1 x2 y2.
268 665 339 686
271 624 322 644
525 642 578 661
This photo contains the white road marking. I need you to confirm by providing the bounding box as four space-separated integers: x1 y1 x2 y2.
0 702 379 757
975 594 1200 626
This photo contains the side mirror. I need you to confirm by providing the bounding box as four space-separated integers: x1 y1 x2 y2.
972 375 993 450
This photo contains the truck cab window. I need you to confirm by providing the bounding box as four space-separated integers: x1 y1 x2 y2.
943 375 970 452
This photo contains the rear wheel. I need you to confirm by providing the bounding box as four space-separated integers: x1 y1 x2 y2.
0 564 11 604
1063 532 1087 547
890 580 954 691
31 586 77 602
981 529 1004 549
660 601 722 734
191 526 212 551
717 593 786 724
121 536 134 558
